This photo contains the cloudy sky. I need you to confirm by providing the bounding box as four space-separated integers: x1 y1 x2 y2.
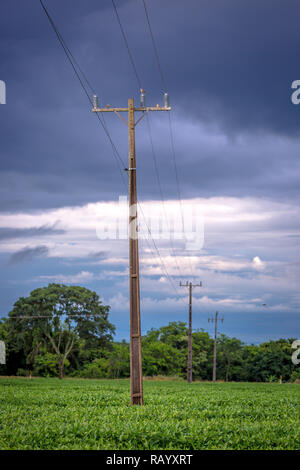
0 0 300 343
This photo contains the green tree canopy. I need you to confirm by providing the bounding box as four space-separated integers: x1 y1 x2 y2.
7 284 114 378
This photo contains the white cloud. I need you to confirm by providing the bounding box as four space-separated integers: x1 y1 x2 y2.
252 256 266 270
1 196 299 261
38 270 94 284
105 292 129 311
1 196 300 313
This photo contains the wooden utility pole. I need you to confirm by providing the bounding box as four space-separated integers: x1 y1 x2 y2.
208 311 224 382
92 93 170 405
180 281 202 383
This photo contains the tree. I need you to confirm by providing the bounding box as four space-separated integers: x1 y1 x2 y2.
108 341 130 378
218 335 244 381
155 322 188 349
192 330 213 380
142 322 189 377
245 338 296 382
8 284 115 379
33 348 65 377
142 340 183 376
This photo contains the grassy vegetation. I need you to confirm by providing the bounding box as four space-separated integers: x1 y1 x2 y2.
0 377 299 450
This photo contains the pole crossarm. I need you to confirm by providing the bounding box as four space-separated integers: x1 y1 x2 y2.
92 106 171 127
180 281 202 288
92 106 171 113
92 105 171 128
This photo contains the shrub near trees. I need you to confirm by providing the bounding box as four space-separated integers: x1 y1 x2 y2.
0 287 298 382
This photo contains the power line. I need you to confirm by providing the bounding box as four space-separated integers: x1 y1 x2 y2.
9 313 105 319
141 0 196 280
141 0 167 91
138 201 184 299
40 0 93 104
111 0 142 90
40 0 127 180
40 0 181 300
40 0 96 96
145 113 184 279
167 113 196 278
111 0 183 295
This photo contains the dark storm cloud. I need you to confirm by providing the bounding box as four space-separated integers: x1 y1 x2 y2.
9 245 49 264
0 224 65 240
0 0 300 212
160 0 300 136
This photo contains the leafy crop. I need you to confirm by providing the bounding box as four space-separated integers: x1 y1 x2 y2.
0 378 299 450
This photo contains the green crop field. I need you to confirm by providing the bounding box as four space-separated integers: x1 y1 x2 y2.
0 377 299 450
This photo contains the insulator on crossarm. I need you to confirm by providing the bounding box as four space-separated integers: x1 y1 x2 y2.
140 89 146 107
93 95 99 109
164 92 170 108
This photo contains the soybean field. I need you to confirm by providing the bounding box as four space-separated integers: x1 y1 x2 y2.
0 378 299 450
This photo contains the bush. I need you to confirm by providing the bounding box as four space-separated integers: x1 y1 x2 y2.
290 369 300 383
266 374 278 383
33 352 70 377
16 368 30 377
78 358 109 378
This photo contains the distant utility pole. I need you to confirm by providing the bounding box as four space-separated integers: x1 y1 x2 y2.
208 311 224 382
92 91 171 405
180 281 202 383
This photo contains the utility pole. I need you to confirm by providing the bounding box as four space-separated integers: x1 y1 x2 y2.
92 92 171 405
180 281 202 383
208 311 224 382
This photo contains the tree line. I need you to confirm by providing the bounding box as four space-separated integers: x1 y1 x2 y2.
0 284 299 382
